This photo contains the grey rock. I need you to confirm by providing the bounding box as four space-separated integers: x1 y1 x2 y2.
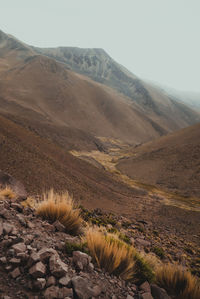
3 223 14 235
53 220 66 232
43 286 60 299
34 278 46 290
59 275 71 287
151 284 171 299
9 258 21 264
49 255 68 278
46 276 56 287
38 247 58 262
29 261 46 278
140 281 151 293
141 293 153 299
73 251 92 271
12 242 26 254
10 267 21 278
28 252 40 266
72 276 100 299
135 238 151 247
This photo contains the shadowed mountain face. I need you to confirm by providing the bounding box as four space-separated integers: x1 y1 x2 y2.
117 122 200 197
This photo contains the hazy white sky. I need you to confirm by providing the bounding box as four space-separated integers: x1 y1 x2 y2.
1 0 200 92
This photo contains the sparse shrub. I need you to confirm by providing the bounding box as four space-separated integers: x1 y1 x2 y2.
133 252 155 284
0 187 15 199
86 228 135 280
153 246 165 259
156 264 200 299
65 241 88 255
36 190 82 235
107 227 118 234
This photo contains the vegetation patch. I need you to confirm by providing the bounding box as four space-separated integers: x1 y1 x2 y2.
156 264 200 299
0 187 16 200
36 190 82 235
153 246 165 259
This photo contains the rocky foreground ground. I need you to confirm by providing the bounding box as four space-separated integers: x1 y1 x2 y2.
0 193 178 299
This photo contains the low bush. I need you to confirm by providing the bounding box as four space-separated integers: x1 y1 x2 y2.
152 246 165 259
133 252 155 284
36 190 82 235
156 264 200 299
66 241 88 255
0 187 15 199
86 228 135 280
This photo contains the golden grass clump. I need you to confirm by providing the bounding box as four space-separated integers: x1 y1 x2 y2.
36 190 82 235
86 227 135 280
156 264 200 299
0 186 16 199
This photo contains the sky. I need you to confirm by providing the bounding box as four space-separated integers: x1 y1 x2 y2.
0 0 200 93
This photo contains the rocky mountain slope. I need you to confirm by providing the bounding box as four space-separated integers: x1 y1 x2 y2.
33 45 200 131
117 122 200 198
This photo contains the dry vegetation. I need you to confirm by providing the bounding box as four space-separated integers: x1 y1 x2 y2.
0 186 16 200
86 227 135 280
156 264 200 299
36 190 82 235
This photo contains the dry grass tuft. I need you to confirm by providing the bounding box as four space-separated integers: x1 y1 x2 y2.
0 186 16 199
36 190 82 235
86 227 135 280
156 264 200 299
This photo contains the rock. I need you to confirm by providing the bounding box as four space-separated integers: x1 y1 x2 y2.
73 251 92 271
10 267 21 279
46 276 56 287
140 281 151 293
28 252 40 266
59 288 73 298
72 276 99 299
38 247 58 262
29 261 46 278
0 257 7 264
127 296 134 299
53 220 66 232
0 209 10 219
3 223 14 235
49 255 68 278
43 286 60 299
59 275 71 287
135 238 151 247
151 284 171 299
34 278 46 290
141 293 153 299
12 242 26 254
9 258 21 265
16 214 26 226
11 203 23 212
0 221 3 235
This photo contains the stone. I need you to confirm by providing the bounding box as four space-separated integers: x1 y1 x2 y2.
3 223 13 235
141 293 153 299
0 221 3 235
127 296 134 299
29 261 46 278
59 275 71 287
16 214 26 226
34 278 46 290
43 286 60 299
10 267 21 279
12 242 26 254
59 288 73 298
0 257 7 264
49 255 68 278
140 281 151 293
72 276 97 299
46 276 56 287
151 284 171 299
135 238 151 247
11 203 23 212
9 258 21 264
53 220 66 232
28 252 40 266
73 251 92 271
38 247 58 262
0 209 10 219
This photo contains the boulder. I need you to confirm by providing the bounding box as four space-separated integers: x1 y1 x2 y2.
72 276 101 299
49 255 68 278
73 251 92 271
12 242 26 254
38 248 58 262
29 261 46 278
151 284 171 299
